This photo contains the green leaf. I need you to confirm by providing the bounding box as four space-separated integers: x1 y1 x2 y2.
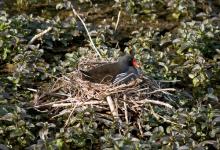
192 77 200 86
189 73 196 79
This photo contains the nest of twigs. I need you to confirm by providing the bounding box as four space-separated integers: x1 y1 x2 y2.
34 57 177 127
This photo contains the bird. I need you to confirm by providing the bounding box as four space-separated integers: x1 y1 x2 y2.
80 53 140 84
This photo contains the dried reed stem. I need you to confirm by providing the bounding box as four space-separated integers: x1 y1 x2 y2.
70 5 102 58
106 96 119 119
115 10 121 31
137 99 173 109
124 102 129 124
28 27 52 45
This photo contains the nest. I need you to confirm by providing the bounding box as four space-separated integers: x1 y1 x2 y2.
33 58 178 128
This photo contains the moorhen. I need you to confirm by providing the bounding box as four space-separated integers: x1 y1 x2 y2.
80 54 140 84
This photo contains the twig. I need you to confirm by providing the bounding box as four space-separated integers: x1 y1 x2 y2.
130 99 140 109
136 87 149 92
34 98 78 108
137 99 173 109
142 75 151 80
65 104 78 127
158 79 181 83
115 10 121 31
149 105 159 120
124 102 129 124
52 109 71 119
137 119 144 137
52 100 103 107
70 5 102 58
28 27 52 45
148 106 185 127
158 113 186 127
106 96 119 119
146 88 176 95
114 98 119 118
150 77 176 102
26 88 38 92
79 61 111 65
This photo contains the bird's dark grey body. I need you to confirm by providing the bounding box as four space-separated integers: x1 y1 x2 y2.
80 54 140 84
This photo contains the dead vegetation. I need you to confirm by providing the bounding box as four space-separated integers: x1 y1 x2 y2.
33 57 183 130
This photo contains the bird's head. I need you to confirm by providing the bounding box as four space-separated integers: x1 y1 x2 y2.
129 48 139 68
132 58 139 68
119 54 140 68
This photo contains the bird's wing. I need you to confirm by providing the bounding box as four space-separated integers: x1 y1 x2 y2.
113 72 139 85
113 67 140 85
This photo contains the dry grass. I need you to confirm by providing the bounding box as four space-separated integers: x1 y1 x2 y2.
33 57 182 128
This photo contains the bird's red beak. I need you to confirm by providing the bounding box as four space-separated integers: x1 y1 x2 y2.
132 59 140 68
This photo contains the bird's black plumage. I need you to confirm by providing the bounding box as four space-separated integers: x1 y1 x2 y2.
80 54 139 84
